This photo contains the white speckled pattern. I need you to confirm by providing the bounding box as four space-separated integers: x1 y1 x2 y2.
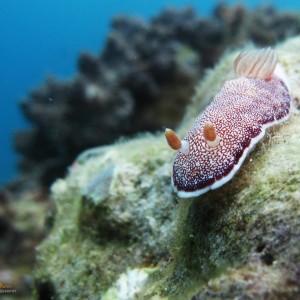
172 74 291 198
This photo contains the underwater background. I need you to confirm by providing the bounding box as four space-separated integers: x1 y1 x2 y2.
1 0 300 187
1 1 300 299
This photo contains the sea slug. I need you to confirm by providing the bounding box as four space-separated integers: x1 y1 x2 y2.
165 48 291 198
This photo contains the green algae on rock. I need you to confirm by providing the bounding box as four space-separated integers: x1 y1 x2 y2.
34 137 177 299
35 37 300 299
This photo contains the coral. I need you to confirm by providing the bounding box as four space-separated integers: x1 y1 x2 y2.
14 4 300 188
34 36 300 299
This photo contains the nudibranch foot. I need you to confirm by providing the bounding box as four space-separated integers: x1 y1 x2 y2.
166 48 292 198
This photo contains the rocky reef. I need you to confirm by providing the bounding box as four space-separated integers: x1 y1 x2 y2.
14 4 300 188
0 186 48 298
3 4 300 299
34 36 300 299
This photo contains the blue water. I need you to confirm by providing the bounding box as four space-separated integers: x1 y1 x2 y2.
0 0 298 186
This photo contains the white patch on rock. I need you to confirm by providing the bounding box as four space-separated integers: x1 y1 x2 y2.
103 268 151 300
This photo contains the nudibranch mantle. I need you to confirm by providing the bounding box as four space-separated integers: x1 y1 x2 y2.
165 48 292 198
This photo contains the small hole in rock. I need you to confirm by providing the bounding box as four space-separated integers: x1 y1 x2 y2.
0 218 10 238
256 243 266 253
36 280 56 300
261 252 274 266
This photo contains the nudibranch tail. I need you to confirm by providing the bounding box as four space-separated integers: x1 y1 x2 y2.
165 128 189 155
234 48 278 80
203 122 220 148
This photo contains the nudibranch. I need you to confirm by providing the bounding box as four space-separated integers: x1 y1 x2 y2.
165 48 291 198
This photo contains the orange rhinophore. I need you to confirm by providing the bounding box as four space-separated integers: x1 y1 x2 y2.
165 128 182 150
203 122 220 148
165 128 189 155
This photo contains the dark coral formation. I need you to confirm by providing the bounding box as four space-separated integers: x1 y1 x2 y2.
14 4 300 188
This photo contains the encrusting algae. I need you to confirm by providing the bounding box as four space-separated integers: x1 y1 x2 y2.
34 37 300 300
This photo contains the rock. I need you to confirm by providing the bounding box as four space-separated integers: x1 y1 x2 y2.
0 187 48 297
34 36 300 299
